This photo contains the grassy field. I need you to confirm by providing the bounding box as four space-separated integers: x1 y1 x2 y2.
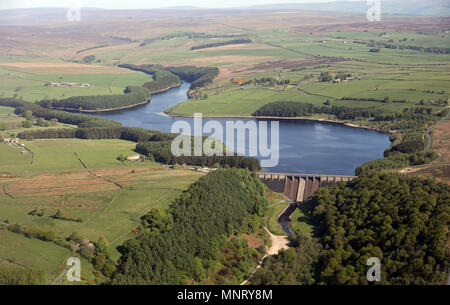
265 188 289 236
168 57 449 117
290 201 315 235
0 229 70 284
0 138 146 175
0 63 153 101
0 106 77 138
0 138 204 282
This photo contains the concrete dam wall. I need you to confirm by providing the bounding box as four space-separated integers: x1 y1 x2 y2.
258 173 356 203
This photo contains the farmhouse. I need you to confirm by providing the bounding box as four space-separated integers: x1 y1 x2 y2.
126 155 141 161
45 82 90 88
3 137 20 144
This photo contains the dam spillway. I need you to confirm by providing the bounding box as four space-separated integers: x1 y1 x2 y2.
258 173 356 203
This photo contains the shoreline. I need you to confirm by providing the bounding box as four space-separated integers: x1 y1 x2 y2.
47 99 151 113
165 113 391 134
42 83 183 114
147 82 182 95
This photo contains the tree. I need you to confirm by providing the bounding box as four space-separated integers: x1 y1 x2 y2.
68 231 83 243
80 244 95 259
141 207 173 233
36 118 45 126
94 253 107 271
97 235 109 252
318 72 332 82
102 262 116 277
22 120 32 128
22 110 32 120
83 55 96 63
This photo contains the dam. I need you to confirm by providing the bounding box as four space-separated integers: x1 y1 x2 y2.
258 172 356 202
259 172 357 236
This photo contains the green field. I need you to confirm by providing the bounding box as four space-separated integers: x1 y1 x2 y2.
159 28 449 120
290 201 315 235
168 59 449 117
0 229 70 284
0 106 77 138
0 138 204 282
0 64 153 101
0 138 147 175
265 189 289 236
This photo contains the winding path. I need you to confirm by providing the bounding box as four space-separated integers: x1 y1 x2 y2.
424 106 450 152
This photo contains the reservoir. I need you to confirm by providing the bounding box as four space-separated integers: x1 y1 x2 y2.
98 82 391 175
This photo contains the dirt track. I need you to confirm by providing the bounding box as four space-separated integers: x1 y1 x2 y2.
264 227 290 255
240 227 289 285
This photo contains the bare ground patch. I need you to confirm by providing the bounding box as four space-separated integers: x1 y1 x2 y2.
240 57 348 72
0 62 140 75
4 171 120 198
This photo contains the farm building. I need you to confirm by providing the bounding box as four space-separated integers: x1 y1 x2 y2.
3 138 20 144
126 155 141 161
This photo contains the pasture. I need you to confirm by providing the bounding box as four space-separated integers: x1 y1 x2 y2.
0 106 77 138
0 63 153 101
0 138 204 280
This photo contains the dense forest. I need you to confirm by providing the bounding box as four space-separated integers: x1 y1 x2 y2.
251 233 323 285
167 66 219 89
0 98 121 128
251 174 449 285
118 64 181 93
253 100 437 123
139 32 247 47
36 86 149 111
119 63 219 91
111 169 268 284
190 39 252 50
17 126 168 142
136 140 262 171
311 174 449 284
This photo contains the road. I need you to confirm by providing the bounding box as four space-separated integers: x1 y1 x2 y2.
424 106 450 152
51 266 70 285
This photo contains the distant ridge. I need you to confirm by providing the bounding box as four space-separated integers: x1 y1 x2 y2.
250 0 450 16
0 1 448 26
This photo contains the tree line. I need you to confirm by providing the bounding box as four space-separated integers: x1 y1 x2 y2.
136 141 262 171
167 66 219 89
0 98 121 128
37 86 149 111
190 39 251 50
118 64 181 94
253 101 382 120
120 64 219 91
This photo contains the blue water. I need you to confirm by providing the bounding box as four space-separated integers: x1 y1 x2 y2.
98 82 391 175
